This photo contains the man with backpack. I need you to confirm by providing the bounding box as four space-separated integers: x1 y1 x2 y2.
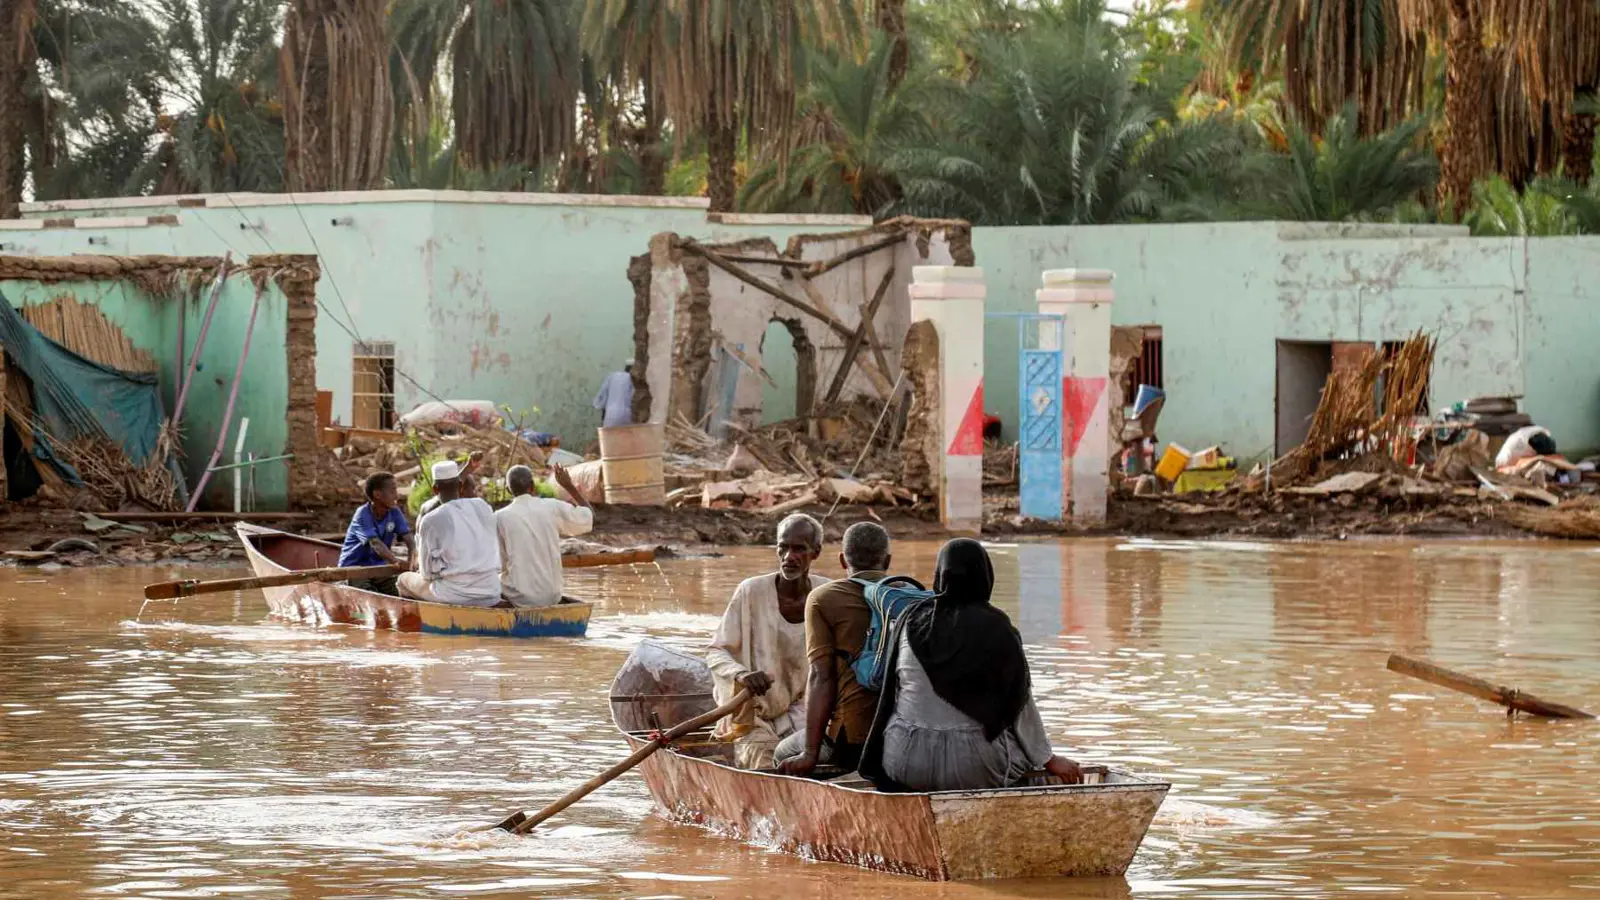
776 522 900 776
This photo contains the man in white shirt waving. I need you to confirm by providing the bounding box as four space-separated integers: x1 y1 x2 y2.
398 460 502 606
496 464 594 607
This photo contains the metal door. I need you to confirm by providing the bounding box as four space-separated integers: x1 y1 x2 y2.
1018 315 1065 520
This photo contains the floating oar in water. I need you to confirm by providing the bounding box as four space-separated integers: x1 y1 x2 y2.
492 689 751 834
144 564 401 600
1387 652 1595 719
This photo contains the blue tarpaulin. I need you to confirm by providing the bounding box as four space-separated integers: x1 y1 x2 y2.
0 292 167 484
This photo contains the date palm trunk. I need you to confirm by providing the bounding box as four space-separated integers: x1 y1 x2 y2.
1437 0 1488 218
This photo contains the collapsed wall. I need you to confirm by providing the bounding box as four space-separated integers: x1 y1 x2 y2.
631 217 973 437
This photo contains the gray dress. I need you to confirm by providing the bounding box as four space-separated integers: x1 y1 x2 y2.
877 630 1054 791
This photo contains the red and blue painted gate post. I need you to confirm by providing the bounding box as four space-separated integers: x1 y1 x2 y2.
1037 269 1115 522
909 265 986 534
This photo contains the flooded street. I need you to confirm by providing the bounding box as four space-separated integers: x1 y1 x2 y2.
2 538 1598 898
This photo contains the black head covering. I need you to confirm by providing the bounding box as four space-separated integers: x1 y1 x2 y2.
904 538 1031 741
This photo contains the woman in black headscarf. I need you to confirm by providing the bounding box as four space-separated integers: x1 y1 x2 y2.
858 538 1082 792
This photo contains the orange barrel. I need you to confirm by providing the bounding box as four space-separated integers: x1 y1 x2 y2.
598 424 666 505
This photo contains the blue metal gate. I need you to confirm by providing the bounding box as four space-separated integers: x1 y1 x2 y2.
1018 316 1065 520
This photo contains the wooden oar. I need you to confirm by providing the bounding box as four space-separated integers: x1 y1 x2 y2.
143 564 400 600
493 689 751 834
1386 653 1595 719
145 549 655 600
561 548 655 568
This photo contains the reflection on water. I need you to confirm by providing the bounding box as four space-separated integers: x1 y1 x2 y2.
2 539 1599 898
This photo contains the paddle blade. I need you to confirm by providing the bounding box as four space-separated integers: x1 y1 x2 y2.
494 811 528 832
143 582 191 601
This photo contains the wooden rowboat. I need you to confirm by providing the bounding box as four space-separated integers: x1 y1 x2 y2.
611 641 1169 881
236 524 592 638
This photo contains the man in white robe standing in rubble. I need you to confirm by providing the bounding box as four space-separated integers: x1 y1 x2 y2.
705 514 830 769
593 360 635 429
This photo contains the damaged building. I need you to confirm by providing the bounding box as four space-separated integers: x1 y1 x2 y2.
0 241 336 512
630 217 972 437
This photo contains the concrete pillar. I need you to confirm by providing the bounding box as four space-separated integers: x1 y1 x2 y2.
909 265 985 534
1037 269 1114 521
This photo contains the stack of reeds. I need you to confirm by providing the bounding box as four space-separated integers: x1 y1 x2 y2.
21 297 158 374
1270 331 1437 484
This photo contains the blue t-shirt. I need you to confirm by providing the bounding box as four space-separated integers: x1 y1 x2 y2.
338 503 412 567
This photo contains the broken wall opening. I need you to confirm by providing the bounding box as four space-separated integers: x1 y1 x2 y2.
758 317 816 425
1275 340 1333 457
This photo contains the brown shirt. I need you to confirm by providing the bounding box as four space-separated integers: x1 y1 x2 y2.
804 569 883 745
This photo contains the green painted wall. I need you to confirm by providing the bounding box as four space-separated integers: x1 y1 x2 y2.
13 198 1600 468
10 198 860 453
976 223 1600 461
2 273 292 508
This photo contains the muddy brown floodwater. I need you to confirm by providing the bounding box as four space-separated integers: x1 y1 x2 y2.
1 539 1598 899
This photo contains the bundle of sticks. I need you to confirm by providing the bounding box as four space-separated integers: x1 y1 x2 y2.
1271 332 1436 484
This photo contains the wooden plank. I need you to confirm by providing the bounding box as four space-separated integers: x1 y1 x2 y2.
717 254 810 268
97 511 316 522
1386 653 1595 719
796 275 892 397
677 240 855 343
823 266 896 405
806 233 904 278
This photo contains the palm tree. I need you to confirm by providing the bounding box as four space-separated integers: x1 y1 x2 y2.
391 0 579 180
583 0 866 212
17 0 282 200
1203 0 1428 137
279 0 391 191
882 20 1257 225
0 0 37 216
1237 104 1438 221
738 37 922 216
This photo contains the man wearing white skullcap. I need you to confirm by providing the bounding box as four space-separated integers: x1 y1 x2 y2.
397 459 502 606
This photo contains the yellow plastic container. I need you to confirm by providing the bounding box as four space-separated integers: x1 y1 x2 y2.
1154 444 1191 482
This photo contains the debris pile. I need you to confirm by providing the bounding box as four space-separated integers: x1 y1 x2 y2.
660 402 920 514
328 422 551 501
1119 332 1600 540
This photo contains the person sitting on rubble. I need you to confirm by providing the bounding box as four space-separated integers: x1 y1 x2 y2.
418 450 485 522
496 464 593 608
338 471 415 596
398 460 503 607
1495 426 1578 484
857 538 1083 793
775 522 892 776
706 513 830 770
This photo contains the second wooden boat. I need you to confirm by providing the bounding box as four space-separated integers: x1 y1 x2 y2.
610 641 1169 880
236 524 592 638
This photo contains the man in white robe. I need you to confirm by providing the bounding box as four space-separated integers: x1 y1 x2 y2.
706 514 828 769
496 464 593 607
398 460 502 607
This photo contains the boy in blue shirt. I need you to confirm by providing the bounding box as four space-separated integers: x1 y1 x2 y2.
339 472 415 595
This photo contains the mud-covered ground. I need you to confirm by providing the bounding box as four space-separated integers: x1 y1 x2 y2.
0 486 1547 569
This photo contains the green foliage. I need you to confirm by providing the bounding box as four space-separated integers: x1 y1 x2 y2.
739 37 925 215
1232 104 1438 222
882 8 1256 225
1465 175 1600 237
